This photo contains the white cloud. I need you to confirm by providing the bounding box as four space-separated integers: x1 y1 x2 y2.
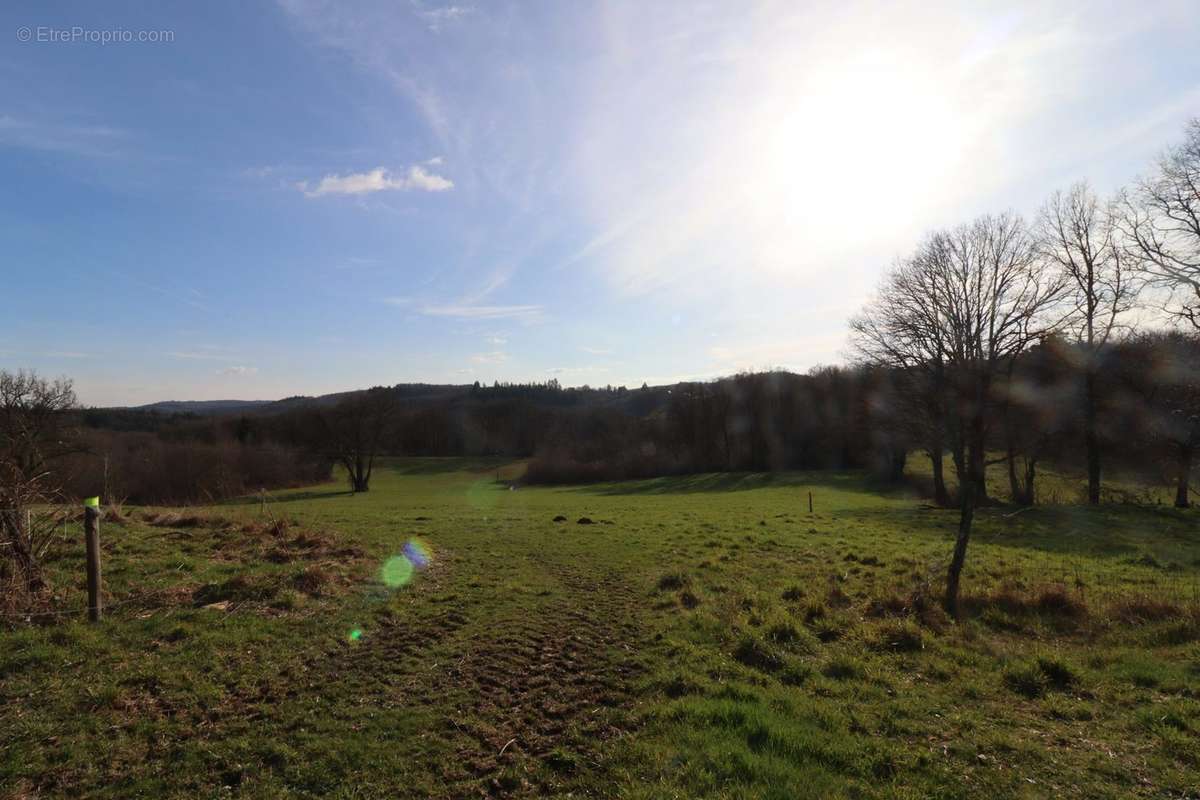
299 164 453 198
469 351 507 364
419 303 541 320
579 346 612 356
216 366 259 376
485 334 508 346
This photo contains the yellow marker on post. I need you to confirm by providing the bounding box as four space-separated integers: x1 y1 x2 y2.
83 497 102 621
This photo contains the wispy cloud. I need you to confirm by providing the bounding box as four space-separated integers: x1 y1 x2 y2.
41 351 90 359
298 164 453 198
216 366 258 376
469 350 507 364
0 115 127 159
546 365 609 376
419 304 541 320
579 346 612 356
415 3 473 32
168 350 239 361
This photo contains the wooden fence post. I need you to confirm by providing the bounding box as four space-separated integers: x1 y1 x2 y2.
83 501 102 622
808 491 813 514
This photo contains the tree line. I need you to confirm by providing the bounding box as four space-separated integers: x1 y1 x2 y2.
850 117 1200 615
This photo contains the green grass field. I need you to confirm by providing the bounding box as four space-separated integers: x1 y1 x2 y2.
3 458 1199 799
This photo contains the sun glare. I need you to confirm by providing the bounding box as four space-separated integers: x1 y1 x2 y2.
749 53 966 263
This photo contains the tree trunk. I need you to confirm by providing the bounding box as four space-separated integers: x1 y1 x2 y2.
1006 441 1021 504
951 440 965 485
1175 446 1193 509
930 445 950 507
1022 458 1037 506
946 400 986 617
945 456 978 619
1084 370 1101 505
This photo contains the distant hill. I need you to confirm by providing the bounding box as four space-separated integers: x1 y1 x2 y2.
94 380 672 423
130 399 276 416
108 384 495 417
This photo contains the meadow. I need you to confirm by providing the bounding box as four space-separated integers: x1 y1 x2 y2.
2 458 1198 799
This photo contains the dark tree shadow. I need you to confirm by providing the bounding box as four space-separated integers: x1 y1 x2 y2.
220 487 354 505
578 470 874 496
381 457 520 476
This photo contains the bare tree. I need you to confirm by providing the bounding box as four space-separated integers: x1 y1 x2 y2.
922 215 1065 615
1128 332 1200 507
0 371 78 595
318 387 398 493
1122 118 1200 329
851 246 954 506
1038 181 1133 504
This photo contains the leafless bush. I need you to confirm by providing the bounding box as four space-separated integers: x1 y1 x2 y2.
59 430 332 505
1 370 77 613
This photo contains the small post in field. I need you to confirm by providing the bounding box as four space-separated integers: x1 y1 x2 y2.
808 491 813 514
83 496 102 622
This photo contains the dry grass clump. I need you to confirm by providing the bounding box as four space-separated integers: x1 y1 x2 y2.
103 502 132 526
0 573 61 625
963 583 1088 622
144 510 233 529
291 565 337 597
1109 596 1186 624
869 620 925 652
656 572 689 592
864 586 950 631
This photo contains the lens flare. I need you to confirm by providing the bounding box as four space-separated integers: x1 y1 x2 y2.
348 628 363 642
380 555 414 588
403 538 432 568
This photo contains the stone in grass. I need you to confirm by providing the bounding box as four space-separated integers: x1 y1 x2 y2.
577 517 595 525
552 515 567 522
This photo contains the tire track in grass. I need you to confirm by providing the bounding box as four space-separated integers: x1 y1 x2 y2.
437 563 647 797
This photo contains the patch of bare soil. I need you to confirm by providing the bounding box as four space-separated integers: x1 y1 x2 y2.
275 558 647 797
434 567 645 797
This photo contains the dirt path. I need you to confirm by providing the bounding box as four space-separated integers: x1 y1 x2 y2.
289 559 648 798
437 565 646 796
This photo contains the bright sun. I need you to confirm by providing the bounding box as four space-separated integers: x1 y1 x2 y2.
745 51 967 267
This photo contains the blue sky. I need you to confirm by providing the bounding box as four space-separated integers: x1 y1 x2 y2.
2 1 1198 406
